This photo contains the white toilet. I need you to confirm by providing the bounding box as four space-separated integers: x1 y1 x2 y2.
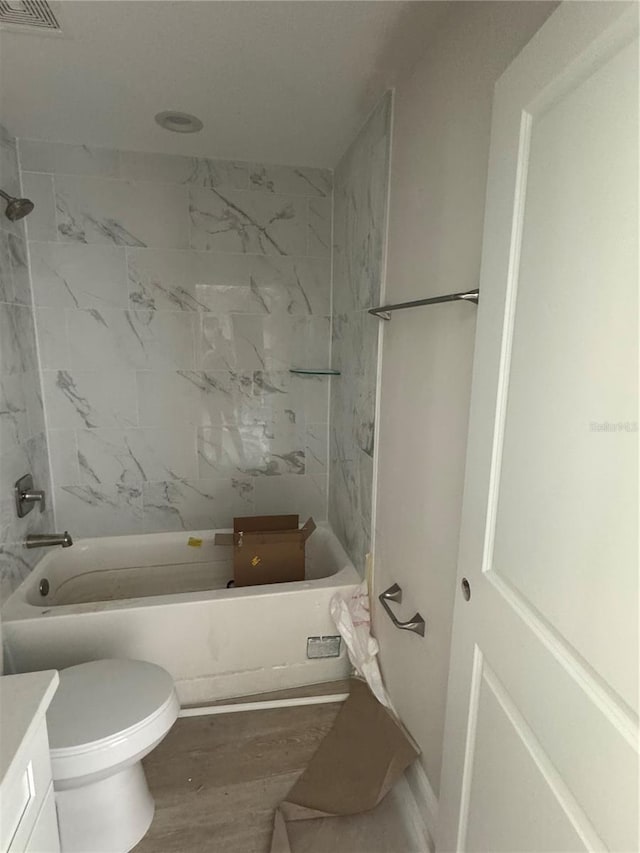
46 658 179 853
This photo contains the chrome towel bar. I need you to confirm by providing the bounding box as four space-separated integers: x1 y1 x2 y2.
369 288 479 320
378 583 426 637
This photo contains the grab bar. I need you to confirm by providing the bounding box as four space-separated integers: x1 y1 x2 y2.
378 583 426 637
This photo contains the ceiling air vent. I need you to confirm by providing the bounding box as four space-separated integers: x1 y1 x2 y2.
0 1 60 31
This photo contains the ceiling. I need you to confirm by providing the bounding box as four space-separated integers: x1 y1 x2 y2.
0 1 450 168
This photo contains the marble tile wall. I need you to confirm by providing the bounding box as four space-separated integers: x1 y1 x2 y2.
329 93 392 572
0 124 55 603
19 139 332 537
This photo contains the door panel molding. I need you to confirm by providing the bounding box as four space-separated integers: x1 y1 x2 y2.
487 571 638 745
481 107 532 579
479 662 605 852
457 645 484 850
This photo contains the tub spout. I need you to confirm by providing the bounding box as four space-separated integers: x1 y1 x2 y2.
25 531 73 549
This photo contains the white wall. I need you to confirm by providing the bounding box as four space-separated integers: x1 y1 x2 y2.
373 0 557 798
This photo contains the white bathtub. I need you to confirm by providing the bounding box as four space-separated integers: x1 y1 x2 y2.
1 525 359 705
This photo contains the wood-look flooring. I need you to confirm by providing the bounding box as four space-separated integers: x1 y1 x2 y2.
134 691 424 853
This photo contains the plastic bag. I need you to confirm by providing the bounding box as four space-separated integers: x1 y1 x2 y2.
330 579 393 710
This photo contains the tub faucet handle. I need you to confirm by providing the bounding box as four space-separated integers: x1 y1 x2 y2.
14 473 46 517
22 488 45 509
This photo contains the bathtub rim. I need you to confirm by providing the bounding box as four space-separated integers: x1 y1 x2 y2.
2 524 360 621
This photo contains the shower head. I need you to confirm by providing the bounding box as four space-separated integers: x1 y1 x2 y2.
0 189 35 221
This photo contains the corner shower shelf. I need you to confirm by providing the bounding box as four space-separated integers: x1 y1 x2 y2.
289 368 341 376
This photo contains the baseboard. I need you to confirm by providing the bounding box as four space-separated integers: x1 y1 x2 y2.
179 692 349 717
399 761 439 852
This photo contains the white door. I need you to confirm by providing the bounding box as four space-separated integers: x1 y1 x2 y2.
437 4 638 852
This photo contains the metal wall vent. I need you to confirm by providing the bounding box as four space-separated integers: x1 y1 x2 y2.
0 1 60 30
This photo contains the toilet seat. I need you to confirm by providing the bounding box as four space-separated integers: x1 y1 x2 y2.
47 659 179 786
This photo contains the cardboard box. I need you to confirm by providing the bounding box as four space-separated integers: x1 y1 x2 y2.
215 515 316 587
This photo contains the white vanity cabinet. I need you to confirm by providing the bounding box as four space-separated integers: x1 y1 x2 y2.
0 671 60 853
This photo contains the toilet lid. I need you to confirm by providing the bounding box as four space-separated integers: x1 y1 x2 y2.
47 659 176 751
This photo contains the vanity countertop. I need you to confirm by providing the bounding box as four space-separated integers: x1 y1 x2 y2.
0 670 59 787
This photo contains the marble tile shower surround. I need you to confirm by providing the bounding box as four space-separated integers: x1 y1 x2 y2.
19 139 333 537
0 124 55 603
329 93 392 572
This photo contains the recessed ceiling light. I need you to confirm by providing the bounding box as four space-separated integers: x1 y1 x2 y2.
155 111 203 134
